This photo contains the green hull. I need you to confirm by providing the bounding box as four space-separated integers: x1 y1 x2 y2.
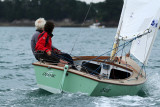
33 65 143 97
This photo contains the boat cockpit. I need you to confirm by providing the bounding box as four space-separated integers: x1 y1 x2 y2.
74 60 132 80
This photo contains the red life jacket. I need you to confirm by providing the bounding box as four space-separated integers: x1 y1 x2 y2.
35 31 52 53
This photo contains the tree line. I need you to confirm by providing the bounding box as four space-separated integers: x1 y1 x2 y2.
0 0 123 26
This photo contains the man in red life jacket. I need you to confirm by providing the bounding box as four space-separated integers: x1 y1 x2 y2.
35 21 73 65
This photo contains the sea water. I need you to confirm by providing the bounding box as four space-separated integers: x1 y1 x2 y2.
0 27 160 107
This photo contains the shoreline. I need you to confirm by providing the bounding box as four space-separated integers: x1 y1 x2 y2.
0 20 118 27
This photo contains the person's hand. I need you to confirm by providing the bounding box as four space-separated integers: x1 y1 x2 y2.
55 50 61 54
47 51 51 56
59 59 68 64
126 52 130 57
53 48 61 54
57 50 62 54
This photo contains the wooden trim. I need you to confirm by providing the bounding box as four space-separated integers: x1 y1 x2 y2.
33 62 145 86
32 63 64 71
73 56 111 60
73 56 133 72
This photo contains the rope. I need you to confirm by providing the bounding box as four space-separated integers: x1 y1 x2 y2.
91 65 101 75
70 1 93 54
136 64 145 79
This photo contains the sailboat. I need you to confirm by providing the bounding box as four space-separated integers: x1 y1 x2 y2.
33 0 160 96
89 22 105 28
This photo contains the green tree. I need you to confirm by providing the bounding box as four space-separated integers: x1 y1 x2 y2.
0 0 123 26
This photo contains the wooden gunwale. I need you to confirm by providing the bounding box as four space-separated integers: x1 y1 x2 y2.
33 59 145 86
73 56 133 71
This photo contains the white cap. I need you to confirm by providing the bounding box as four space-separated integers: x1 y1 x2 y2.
35 18 46 30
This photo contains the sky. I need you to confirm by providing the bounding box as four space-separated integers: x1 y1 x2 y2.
79 0 105 4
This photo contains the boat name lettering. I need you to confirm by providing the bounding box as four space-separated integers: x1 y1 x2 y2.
42 72 56 78
100 88 111 93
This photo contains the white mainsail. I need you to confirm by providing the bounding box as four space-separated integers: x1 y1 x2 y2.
118 0 160 40
130 17 160 65
116 0 160 65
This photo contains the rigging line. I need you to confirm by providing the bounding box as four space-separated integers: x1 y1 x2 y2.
136 37 148 79
143 65 147 79
88 40 133 75
85 45 129 75
70 1 94 55
71 24 151 62
91 45 128 75
119 41 126 63
143 29 151 64
77 32 152 77
120 41 129 76
109 40 133 61
74 31 152 68
82 0 94 25
80 37 133 67
122 41 130 68
91 65 101 75
74 30 147 63
105 48 126 63
136 29 152 79
81 64 100 75
77 35 138 70
82 39 144 77
121 41 125 56
119 28 151 41
136 63 145 79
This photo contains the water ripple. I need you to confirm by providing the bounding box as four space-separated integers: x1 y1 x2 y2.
0 61 12 64
0 74 14 79
0 27 160 106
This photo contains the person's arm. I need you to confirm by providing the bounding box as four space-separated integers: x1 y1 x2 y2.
35 33 39 44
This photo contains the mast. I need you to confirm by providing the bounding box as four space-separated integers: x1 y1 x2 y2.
110 31 120 61
110 0 127 61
